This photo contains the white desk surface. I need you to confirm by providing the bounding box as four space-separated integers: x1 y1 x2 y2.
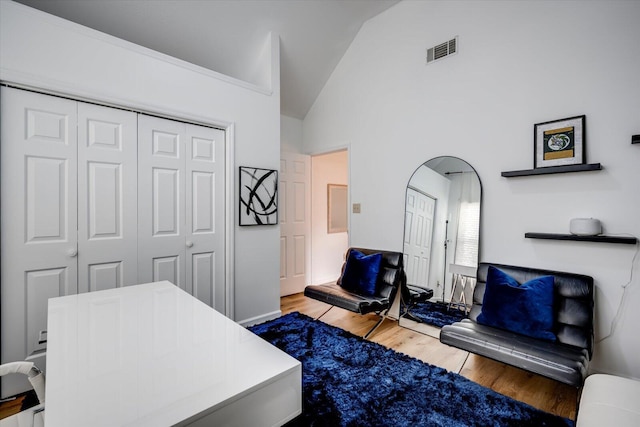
45 281 301 427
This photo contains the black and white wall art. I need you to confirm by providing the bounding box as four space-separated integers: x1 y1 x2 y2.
239 166 278 226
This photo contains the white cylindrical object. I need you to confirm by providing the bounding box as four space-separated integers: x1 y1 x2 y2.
570 218 602 236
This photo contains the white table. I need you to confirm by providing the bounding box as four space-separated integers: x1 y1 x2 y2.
45 281 301 427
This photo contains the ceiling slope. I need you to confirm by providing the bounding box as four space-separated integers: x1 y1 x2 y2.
15 0 399 119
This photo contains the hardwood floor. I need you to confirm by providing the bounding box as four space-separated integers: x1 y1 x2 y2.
281 292 578 421
0 391 34 420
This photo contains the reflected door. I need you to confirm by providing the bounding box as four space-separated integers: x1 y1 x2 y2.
403 188 435 287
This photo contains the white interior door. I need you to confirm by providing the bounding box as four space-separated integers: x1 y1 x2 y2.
138 115 225 311
185 123 225 312
1 87 79 397
77 102 138 293
403 188 436 288
279 152 310 296
138 115 187 290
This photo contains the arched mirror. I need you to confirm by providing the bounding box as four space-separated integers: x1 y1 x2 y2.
399 156 482 337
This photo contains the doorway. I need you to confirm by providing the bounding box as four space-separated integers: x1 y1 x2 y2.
279 148 349 296
310 150 349 286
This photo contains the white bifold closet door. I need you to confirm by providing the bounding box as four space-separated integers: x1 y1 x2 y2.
0 87 138 397
1 88 226 398
77 102 139 292
137 115 225 313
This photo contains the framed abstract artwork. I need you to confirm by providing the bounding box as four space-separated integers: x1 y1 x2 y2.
534 115 586 168
239 166 278 226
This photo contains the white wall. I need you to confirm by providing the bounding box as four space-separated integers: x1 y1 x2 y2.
311 150 349 285
281 115 304 153
304 0 640 379
0 1 282 325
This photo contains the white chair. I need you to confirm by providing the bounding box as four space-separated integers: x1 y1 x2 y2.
0 362 45 427
448 263 477 313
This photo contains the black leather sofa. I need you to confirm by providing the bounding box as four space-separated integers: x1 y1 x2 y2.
440 262 594 388
304 247 405 338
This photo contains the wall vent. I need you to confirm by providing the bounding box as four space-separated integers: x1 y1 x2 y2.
426 36 458 64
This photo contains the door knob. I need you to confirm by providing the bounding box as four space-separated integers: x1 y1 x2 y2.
186 241 194 248
67 248 78 257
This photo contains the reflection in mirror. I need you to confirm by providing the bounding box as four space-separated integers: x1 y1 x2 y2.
399 157 481 337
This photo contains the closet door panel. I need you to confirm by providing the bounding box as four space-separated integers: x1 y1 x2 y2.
186 125 225 312
1 87 78 398
88 262 123 292
153 168 180 235
138 115 186 290
78 103 138 293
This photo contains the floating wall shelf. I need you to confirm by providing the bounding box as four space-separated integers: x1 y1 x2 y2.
525 232 637 245
501 163 602 177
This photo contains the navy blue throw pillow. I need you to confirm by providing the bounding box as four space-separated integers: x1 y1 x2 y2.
339 250 382 296
477 266 556 341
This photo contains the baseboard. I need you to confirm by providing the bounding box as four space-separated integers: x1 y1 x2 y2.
238 310 282 327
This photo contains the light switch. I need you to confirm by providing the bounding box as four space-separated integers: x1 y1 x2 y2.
352 203 361 214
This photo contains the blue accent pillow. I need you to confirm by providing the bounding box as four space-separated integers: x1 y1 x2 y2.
339 250 382 296
477 266 556 341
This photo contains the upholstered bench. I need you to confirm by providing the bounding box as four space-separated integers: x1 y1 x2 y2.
576 374 640 426
440 262 594 388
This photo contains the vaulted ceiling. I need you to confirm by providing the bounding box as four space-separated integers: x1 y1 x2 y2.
15 0 399 119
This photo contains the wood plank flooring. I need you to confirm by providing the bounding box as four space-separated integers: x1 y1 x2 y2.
0 392 32 420
281 292 578 421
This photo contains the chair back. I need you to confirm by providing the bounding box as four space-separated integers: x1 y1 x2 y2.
346 247 405 301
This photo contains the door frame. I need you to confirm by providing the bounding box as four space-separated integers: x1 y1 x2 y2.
0 81 236 318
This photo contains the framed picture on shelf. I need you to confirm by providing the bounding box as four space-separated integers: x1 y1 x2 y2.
534 115 586 168
239 166 278 226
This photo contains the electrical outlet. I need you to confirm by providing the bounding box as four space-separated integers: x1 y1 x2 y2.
352 203 361 214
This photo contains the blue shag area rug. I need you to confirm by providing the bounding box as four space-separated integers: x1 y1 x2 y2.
408 301 468 328
249 312 574 427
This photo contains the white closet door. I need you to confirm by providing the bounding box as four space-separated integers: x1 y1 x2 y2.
138 115 225 312
138 115 187 290
77 103 138 293
185 124 226 312
0 87 78 398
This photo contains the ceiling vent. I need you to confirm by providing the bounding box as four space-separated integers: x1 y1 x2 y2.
426 36 458 64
